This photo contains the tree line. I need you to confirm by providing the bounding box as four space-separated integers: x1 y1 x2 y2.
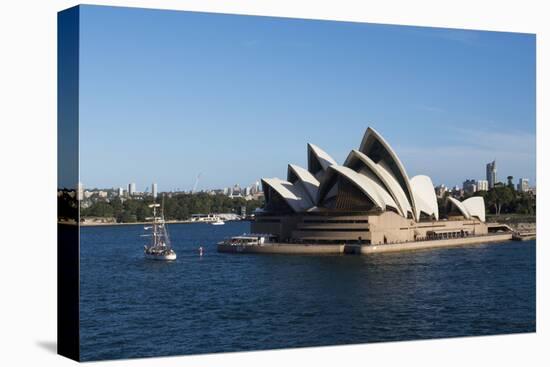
79 193 264 223
67 184 535 223
438 184 535 218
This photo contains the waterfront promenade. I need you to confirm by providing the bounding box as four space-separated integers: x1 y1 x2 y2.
217 233 516 255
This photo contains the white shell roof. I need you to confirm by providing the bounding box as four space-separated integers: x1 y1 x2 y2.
287 164 320 204
448 197 471 220
359 127 418 220
308 143 337 171
448 196 486 222
260 126 447 221
410 175 439 220
462 197 486 222
261 178 313 212
355 167 399 212
320 165 395 210
376 160 413 216
344 149 407 216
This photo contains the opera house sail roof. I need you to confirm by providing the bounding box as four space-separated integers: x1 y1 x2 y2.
260 127 486 223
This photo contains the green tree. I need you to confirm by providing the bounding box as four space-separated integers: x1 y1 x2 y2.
485 186 514 215
80 193 267 223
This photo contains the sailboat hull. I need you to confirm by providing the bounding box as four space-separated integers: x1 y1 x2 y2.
144 252 177 261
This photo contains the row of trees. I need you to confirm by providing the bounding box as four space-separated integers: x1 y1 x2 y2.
80 193 264 223
473 185 535 215
69 184 535 223
438 185 535 218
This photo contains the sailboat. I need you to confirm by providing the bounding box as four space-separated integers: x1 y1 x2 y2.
143 201 176 261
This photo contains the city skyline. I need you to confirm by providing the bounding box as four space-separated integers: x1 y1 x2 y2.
78 6 535 191
77 167 536 193
76 157 534 194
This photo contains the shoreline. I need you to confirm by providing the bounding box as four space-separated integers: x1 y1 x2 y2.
77 219 249 227
217 233 524 255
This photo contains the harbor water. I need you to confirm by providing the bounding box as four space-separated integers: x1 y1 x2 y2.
80 221 535 361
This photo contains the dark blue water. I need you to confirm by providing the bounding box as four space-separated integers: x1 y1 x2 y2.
80 221 536 361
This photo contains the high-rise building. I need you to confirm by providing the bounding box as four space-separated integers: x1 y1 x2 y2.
233 184 241 195
486 160 497 189
462 179 477 194
152 183 158 199
118 187 124 197
477 180 489 191
129 182 136 196
517 178 530 192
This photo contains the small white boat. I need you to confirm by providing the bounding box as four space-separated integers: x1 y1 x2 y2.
143 201 177 261
211 219 225 226
217 233 277 252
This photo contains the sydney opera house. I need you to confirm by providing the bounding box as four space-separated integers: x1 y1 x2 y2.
252 127 488 245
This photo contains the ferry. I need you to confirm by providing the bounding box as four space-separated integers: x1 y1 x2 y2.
217 233 277 252
190 213 222 223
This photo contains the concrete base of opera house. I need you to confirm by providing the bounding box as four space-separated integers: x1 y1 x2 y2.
217 233 515 255
217 242 344 255
360 232 514 254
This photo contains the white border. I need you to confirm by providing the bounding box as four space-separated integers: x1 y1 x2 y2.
0 1 547 366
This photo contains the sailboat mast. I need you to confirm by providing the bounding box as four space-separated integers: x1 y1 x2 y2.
161 194 170 249
153 202 159 247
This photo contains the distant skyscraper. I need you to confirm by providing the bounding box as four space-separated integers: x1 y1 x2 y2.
462 179 477 194
517 178 530 192
152 183 158 199
477 180 489 191
486 160 497 189
233 184 241 195
129 182 136 196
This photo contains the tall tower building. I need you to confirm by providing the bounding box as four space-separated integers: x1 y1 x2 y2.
486 161 497 189
255 181 261 192
477 180 489 191
462 179 477 194
152 183 158 199
517 178 529 192
129 182 136 196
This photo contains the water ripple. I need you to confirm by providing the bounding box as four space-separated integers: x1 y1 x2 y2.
80 222 535 361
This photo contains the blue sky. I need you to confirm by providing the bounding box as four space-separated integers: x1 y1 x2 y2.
78 5 536 192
